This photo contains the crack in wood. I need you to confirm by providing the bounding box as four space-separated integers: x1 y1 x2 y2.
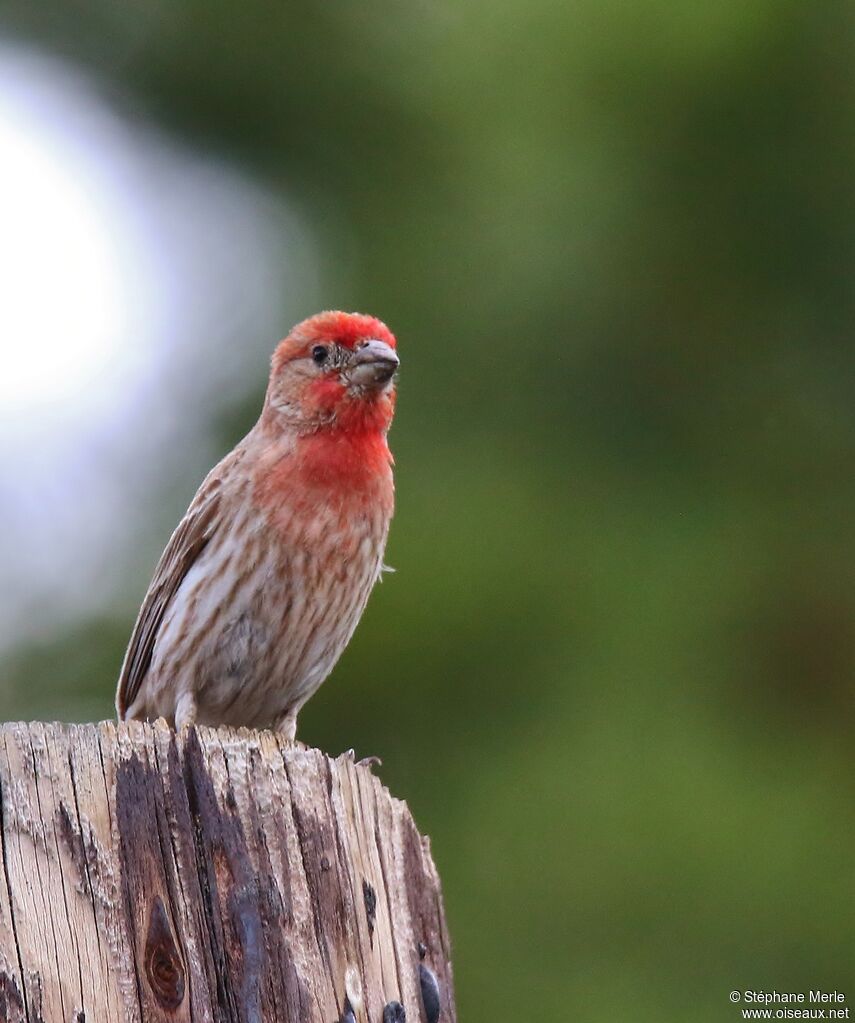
0 742 27 1023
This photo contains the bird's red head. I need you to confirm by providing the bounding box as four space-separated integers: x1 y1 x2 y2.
265 311 398 436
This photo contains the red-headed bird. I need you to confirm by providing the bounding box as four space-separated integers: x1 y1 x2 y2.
116 311 399 737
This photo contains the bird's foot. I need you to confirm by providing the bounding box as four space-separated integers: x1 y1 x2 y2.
274 710 298 742
341 748 383 770
174 694 198 732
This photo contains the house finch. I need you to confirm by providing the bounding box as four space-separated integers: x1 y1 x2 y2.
116 311 399 738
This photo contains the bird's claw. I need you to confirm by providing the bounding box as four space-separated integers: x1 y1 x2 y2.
341 748 383 770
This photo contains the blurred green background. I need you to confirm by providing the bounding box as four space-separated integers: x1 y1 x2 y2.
1 2 854 1019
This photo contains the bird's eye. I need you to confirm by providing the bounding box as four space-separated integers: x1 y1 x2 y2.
311 345 329 365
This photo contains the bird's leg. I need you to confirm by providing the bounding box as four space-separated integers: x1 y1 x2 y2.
175 692 198 731
274 709 298 743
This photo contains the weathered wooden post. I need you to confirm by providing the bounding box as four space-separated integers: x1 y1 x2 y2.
0 721 455 1023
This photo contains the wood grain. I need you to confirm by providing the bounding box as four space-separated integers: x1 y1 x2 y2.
0 722 455 1023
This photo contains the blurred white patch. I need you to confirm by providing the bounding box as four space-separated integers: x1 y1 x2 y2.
0 45 319 649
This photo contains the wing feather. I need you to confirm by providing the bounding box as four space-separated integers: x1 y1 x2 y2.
116 481 222 718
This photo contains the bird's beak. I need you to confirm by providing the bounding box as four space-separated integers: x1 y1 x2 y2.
347 339 399 389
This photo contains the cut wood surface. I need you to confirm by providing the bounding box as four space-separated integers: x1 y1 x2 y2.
0 721 455 1023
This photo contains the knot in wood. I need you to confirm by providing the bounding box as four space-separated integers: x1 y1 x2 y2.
145 896 186 1010
419 962 441 1023
383 999 406 1022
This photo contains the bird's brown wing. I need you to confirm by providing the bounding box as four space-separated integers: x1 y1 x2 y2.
116 481 222 719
